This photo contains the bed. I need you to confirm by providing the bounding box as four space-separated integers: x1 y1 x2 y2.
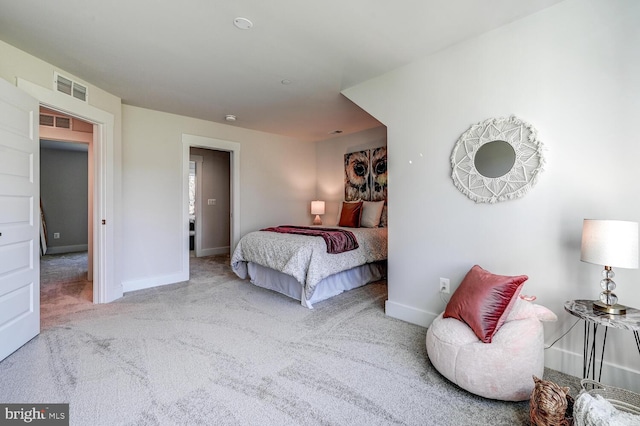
231 226 387 308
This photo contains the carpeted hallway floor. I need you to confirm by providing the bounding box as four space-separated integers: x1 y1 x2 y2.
40 252 93 330
0 253 580 425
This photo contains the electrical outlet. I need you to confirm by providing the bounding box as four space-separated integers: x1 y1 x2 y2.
53 232 60 239
439 277 450 294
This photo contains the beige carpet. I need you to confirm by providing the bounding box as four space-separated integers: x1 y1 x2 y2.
0 254 579 425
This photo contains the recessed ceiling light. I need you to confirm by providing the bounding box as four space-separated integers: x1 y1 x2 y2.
281 79 292 85
233 17 253 30
225 114 237 122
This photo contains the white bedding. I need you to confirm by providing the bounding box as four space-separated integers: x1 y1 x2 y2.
231 226 387 306
247 261 385 308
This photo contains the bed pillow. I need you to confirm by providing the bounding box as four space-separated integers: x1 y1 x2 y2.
336 200 360 224
338 201 363 227
505 296 557 323
361 201 385 228
379 205 387 228
443 265 528 343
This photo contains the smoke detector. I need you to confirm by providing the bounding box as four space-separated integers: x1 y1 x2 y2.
233 17 253 30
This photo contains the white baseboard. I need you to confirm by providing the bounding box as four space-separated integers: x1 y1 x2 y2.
386 299 640 392
384 300 438 328
198 246 230 257
544 345 640 393
46 244 88 255
122 271 189 293
122 247 228 295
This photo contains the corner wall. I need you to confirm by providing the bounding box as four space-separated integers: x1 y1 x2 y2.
344 0 640 391
121 105 317 290
0 39 123 297
0 39 318 299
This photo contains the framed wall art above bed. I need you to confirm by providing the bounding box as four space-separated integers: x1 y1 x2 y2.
344 146 387 225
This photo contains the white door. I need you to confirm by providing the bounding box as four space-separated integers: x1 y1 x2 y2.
0 78 40 361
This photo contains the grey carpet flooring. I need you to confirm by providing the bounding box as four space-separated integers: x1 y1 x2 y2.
0 254 579 425
40 251 93 330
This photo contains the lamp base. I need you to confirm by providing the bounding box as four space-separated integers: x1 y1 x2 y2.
313 215 322 226
593 300 627 315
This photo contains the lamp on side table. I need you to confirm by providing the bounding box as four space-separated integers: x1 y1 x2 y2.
580 219 638 315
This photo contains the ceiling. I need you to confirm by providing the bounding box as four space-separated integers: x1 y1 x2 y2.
0 0 565 142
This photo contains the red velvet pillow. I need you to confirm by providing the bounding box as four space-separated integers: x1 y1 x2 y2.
443 265 528 343
338 201 363 227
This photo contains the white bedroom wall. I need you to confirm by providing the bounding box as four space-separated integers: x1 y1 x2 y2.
315 126 387 226
0 41 123 196
0 39 124 299
344 0 640 391
121 105 317 288
0 40 318 298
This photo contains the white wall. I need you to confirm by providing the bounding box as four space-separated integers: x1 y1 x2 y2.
315 126 387 225
121 105 317 288
344 0 640 391
0 39 124 298
0 39 318 298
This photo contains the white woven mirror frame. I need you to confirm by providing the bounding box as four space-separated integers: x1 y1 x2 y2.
450 115 545 203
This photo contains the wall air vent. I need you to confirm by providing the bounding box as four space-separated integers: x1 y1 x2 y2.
39 113 78 130
73 84 87 102
40 114 55 127
55 116 71 129
54 72 88 102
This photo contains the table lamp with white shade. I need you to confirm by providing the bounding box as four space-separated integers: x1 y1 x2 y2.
580 219 639 315
311 200 325 226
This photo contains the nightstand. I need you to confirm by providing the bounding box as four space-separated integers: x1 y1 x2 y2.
564 300 640 382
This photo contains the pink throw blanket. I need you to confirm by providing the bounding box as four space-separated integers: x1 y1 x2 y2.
260 225 359 254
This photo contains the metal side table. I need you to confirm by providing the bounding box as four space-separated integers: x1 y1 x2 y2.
564 300 640 382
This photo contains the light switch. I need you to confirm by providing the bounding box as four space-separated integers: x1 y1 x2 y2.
207 199 216 206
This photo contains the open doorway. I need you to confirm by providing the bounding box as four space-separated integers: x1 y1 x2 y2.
17 77 119 304
39 108 93 327
181 134 240 279
189 148 230 258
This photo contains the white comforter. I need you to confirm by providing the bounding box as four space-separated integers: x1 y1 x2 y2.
231 227 387 301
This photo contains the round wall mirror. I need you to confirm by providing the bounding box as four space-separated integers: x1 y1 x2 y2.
450 116 545 203
474 140 516 178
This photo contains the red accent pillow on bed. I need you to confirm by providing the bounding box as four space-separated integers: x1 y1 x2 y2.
443 265 528 343
338 201 363 227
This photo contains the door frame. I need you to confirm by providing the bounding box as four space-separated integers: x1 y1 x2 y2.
17 78 120 303
189 154 204 257
182 134 240 274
